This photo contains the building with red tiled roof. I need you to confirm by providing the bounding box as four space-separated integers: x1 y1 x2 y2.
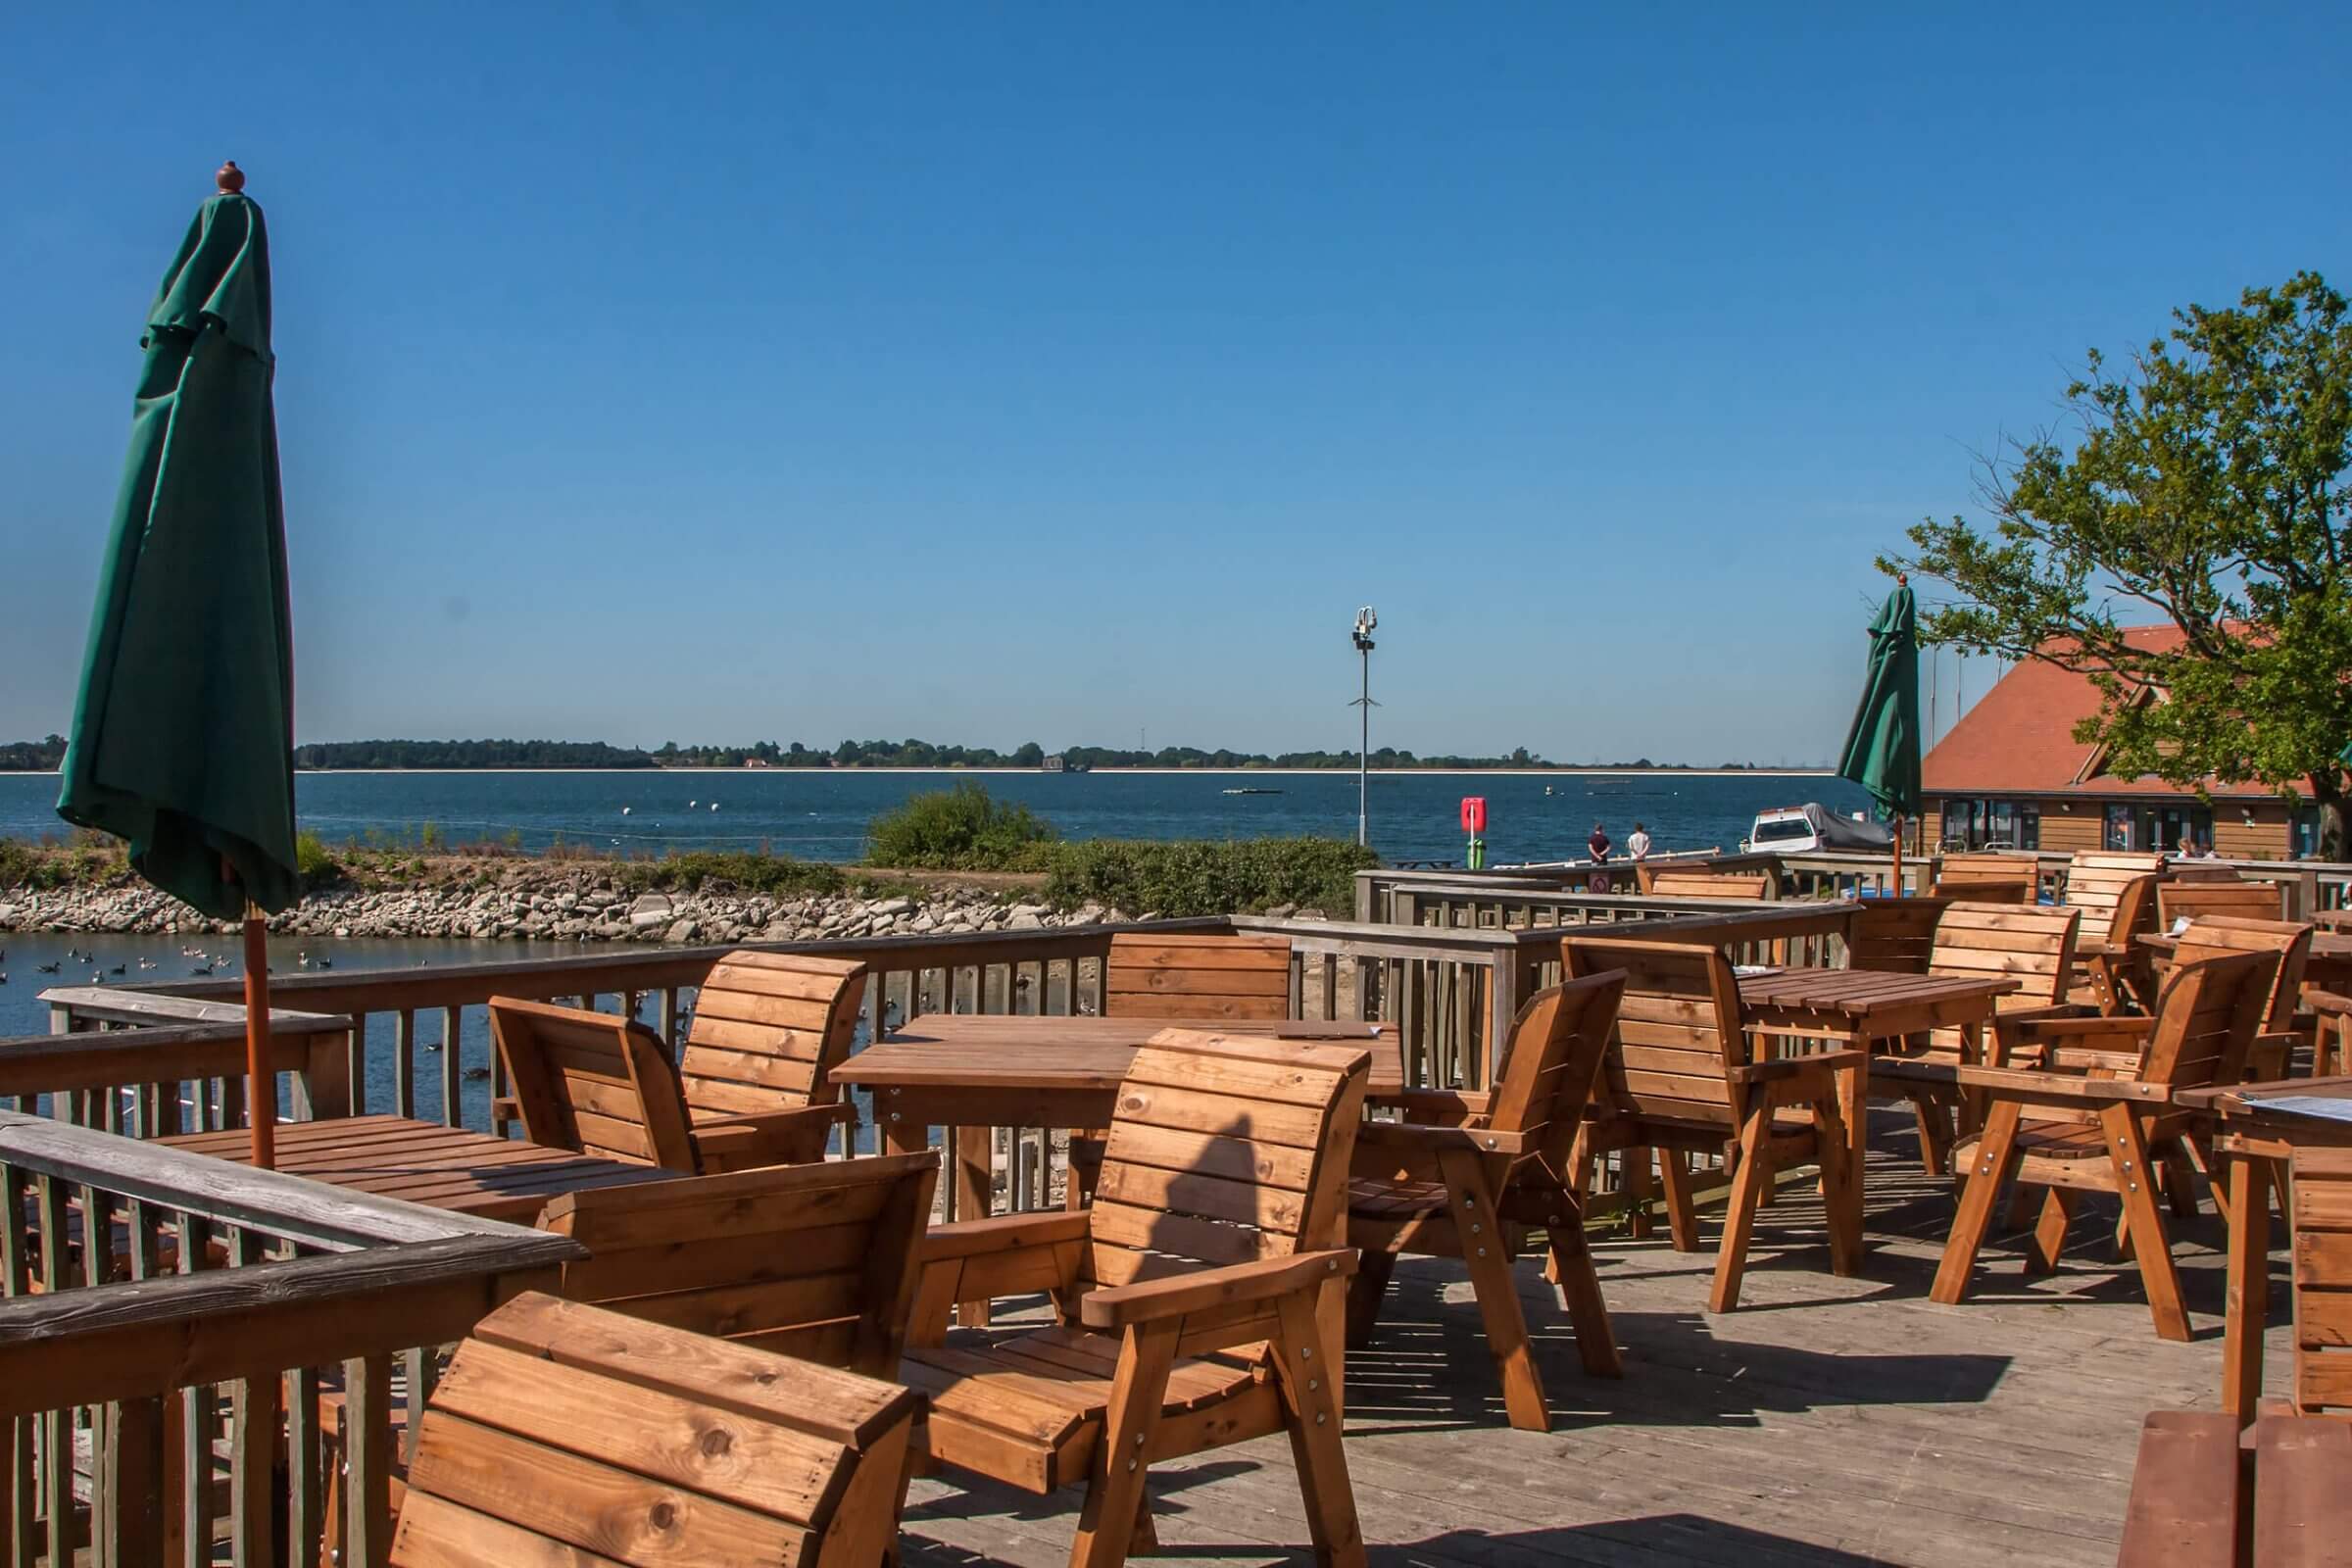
1923 626 2321 859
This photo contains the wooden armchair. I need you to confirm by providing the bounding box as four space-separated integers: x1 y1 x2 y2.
1885 901 2084 1175
2155 916 2314 1081
490 952 866 1171
1559 937 1865 1313
2159 878 2289 926
1930 853 2039 904
390 1291 918 1568
1345 970 1627 1431
2062 851 2168 1012
1641 868 1772 901
323 1153 938 1555
902 1029 1370 1568
1102 932 1292 1019
1844 896 1949 974
1878 948 2277 1342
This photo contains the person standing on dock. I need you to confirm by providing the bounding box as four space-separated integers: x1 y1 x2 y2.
1588 822 1613 862
1627 822 1653 861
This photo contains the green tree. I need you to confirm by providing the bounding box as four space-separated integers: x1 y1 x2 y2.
1011 741 1045 767
1887 271 2352 858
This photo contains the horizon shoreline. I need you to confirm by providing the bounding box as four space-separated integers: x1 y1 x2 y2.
0 764 1838 779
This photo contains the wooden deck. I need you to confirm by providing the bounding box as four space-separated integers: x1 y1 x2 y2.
901 1106 2280 1567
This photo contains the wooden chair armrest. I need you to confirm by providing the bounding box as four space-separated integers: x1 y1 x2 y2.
689 1103 855 1167
921 1209 1092 1262
1870 1057 2170 1106
490 1096 519 1123
1730 1049 1868 1085
1078 1249 1356 1331
2044 1048 2149 1074
1369 1089 1492 1124
1352 1121 1527 1155
2307 989 2352 1018
2012 1014 2156 1044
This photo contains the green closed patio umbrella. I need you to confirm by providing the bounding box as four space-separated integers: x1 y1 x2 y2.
57 163 297 1166
1836 576 1924 893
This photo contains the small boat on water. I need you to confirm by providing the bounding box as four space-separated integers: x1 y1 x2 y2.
1221 787 1284 796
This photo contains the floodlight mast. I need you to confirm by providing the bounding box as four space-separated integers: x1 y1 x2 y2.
1350 608 1378 848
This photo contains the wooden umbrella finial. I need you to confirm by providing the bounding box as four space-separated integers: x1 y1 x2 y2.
217 161 246 194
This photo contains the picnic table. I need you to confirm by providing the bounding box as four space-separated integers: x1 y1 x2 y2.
159 1113 670 1224
2173 1077 2352 1423
1736 967 2021 1196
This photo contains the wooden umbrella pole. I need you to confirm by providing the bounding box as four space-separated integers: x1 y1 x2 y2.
1892 815 1905 898
222 855 276 1169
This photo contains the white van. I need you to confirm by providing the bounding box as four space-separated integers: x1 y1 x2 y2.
1743 803 1894 856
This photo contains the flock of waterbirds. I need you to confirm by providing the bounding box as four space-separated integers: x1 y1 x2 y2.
0 943 335 988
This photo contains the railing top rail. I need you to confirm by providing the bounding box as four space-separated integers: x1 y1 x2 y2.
0 1227 581 1419
0 1019 349 1099
33 986 354 1034
0 1108 540 1250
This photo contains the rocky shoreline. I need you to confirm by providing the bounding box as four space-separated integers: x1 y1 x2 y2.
0 868 1174 944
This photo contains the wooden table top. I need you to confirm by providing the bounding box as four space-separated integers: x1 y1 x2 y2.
2175 1076 2352 1118
160 1114 670 1224
1737 967 2021 1017
834 1014 1400 1096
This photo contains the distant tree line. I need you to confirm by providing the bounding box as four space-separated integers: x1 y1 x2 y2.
0 733 1784 772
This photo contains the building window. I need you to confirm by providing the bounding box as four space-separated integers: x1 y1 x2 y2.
2293 807 2322 859
1937 799 2039 852
2136 804 2215 857
2105 804 2135 851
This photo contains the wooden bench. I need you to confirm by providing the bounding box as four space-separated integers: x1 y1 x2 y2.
1641 868 1772 901
2161 879 2291 926
1930 852 2039 904
2063 851 2168 1011
1102 932 1292 1020
1559 936 1865 1313
390 1291 919 1567
903 1029 1370 1568
1346 970 1627 1430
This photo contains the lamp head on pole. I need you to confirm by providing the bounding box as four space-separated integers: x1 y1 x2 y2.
1352 606 1377 654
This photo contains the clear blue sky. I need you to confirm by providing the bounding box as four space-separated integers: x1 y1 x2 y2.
5 3 2346 763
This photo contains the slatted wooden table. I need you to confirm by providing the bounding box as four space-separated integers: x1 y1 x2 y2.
1737 967 2021 1208
837 1015 1393 1213
2173 1079 2352 1424
2120 1408 2352 1567
159 1113 670 1224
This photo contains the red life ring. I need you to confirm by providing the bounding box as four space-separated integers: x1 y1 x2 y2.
1588 870 1613 894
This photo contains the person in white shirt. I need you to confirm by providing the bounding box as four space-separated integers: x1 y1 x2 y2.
1627 822 1653 860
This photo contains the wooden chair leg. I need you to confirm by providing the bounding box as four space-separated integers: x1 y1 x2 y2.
1439 1152 1547 1432
2024 1188 2075 1275
1541 1195 1623 1379
1909 1093 1953 1177
1709 1097 1778 1313
1270 1293 1366 1568
2005 1175 2041 1233
2158 1145 2201 1220
1655 1148 1700 1253
1068 1322 1179 1568
1932 1100 2025 1306
1811 1087 1863 1278
2101 1103 2191 1344
1343 1251 1396 1350
1623 1146 1656 1240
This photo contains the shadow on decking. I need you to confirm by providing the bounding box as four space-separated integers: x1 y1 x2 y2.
903 1510 1897 1566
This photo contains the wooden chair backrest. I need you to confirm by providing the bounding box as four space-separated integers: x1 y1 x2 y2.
2064 852 2168 944
489 998 694 1171
677 952 866 1123
1646 870 1772 902
1845 897 1949 973
1472 972 1627 1175
1927 902 2082 1006
537 1152 936 1378
2170 916 2314 1035
2159 879 2288 927
1087 1030 1368 1290
1559 937 1744 1128
2133 949 2278 1091
1104 933 1293 1021
394 1291 915 1568
1931 853 2039 903
2291 1146 2352 1417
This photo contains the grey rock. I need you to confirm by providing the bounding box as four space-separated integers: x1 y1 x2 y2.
663 918 701 945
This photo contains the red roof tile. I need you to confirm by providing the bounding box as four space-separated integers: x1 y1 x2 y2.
1922 625 2311 800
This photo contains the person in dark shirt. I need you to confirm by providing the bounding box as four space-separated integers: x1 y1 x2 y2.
1588 822 1612 862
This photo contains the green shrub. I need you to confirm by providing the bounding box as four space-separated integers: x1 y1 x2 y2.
865 782 1058 870
616 851 847 898
1044 837 1377 917
294 830 344 889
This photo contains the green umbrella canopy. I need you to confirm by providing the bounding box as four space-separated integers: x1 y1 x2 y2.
57 170 297 920
1836 580 1924 822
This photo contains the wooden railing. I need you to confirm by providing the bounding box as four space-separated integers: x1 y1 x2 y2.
8 993 356 1134
0 1110 576 1567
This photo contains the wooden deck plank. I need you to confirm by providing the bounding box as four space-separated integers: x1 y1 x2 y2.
899 1104 2284 1567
